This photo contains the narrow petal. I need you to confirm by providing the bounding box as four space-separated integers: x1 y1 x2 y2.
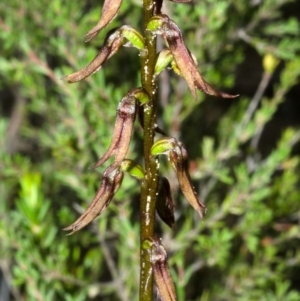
63 165 123 235
85 0 123 41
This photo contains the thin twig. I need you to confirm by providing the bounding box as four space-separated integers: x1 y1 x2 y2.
93 225 129 301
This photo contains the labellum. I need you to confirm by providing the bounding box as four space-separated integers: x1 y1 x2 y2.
63 165 123 235
150 137 177 155
156 177 175 229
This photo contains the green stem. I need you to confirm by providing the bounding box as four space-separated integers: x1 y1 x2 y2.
140 0 158 300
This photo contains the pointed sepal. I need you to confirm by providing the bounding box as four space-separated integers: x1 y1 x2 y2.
63 165 123 235
63 26 144 83
169 141 206 218
85 0 123 41
63 29 124 83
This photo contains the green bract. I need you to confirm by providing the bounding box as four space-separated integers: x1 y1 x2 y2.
121 26 145 50
150 137 177 156
120 159 145 180
154 49 173 78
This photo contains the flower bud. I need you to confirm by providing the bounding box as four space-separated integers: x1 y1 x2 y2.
143 238 177 301
263 53 279 74
92 91 137 168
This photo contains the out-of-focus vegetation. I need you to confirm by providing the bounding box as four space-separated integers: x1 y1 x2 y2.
1 0 300 300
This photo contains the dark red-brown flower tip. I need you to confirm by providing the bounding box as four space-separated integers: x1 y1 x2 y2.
62 29 124 83
63 27 144 83
85 0 123 41
63 165 123 235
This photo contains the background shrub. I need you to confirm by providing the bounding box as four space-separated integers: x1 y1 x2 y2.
1 0 300 300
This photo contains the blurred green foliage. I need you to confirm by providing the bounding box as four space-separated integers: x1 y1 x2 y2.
1 0 300 300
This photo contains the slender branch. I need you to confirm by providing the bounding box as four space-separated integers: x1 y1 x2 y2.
240 71 272 131
94 225 129 301
139 0 159 300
